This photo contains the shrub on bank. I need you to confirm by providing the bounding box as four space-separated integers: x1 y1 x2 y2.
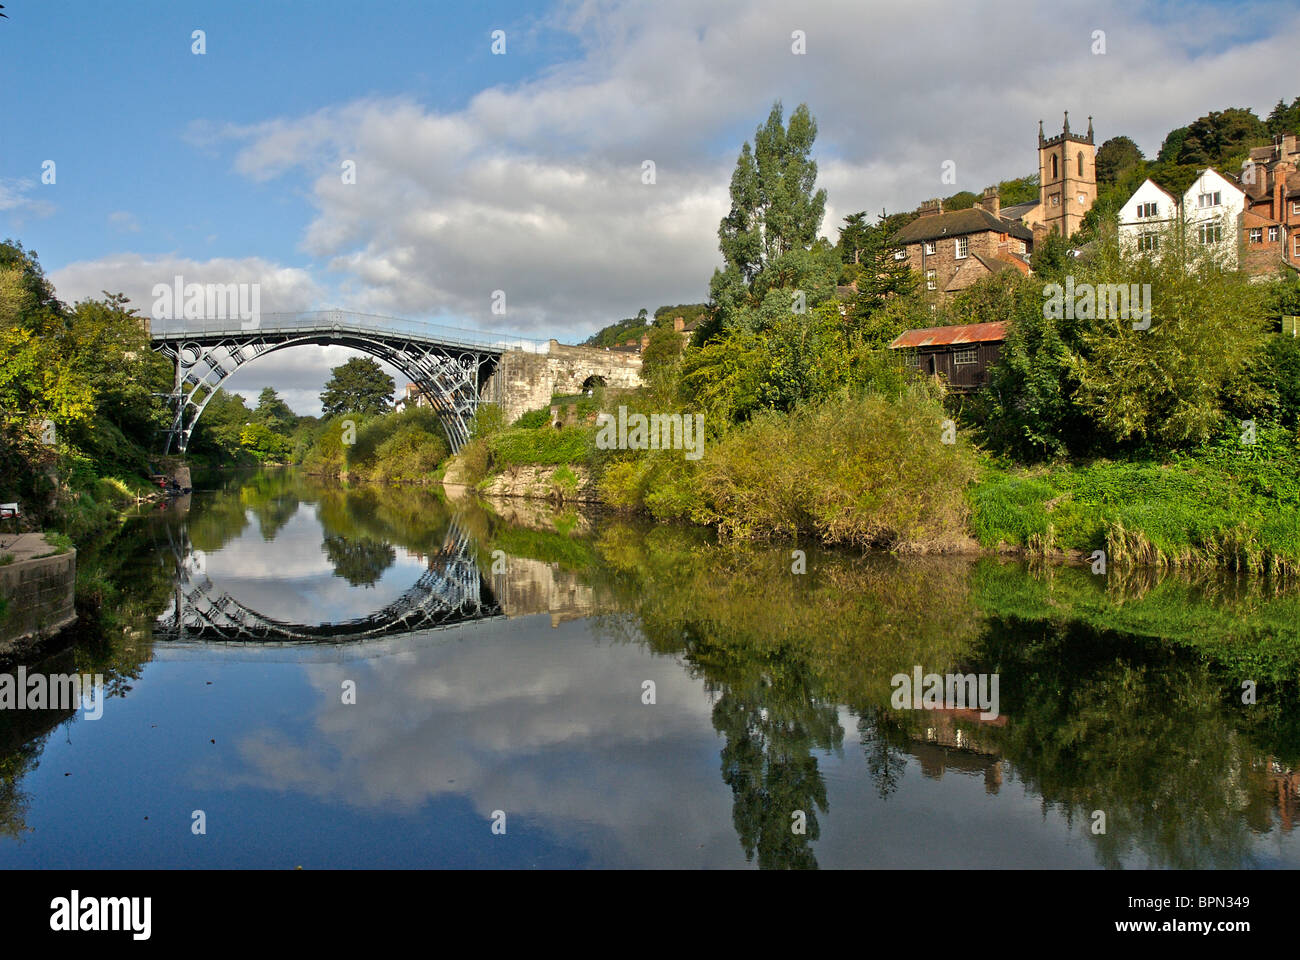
691 392 980 550
347 407 450 482
488 426 592 466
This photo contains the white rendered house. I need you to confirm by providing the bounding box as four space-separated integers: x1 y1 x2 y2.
1118 168 1245 269
1181 168 1245 270
1118 178 1178 257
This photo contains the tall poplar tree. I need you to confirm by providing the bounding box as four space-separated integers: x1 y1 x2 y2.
705 101 830 340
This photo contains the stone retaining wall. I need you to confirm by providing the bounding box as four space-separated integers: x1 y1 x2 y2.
0 542 77 654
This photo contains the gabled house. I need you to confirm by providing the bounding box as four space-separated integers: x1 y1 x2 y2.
891 189 1033 301
1240 134 1300 275
1118 179 1177 257
1117 168 1248 272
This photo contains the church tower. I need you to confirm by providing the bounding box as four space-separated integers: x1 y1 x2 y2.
1038 112 1096 237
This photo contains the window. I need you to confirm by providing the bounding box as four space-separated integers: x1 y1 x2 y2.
894 249 907 260
1249 228 1263 243
953 347 978 365
1293 201 1300 216
1197 191 1222 208
1138 233 1159 252
1269 226 1280 243
1295 236 1300 257
1017 241 1026 253
1198 223 1223 244
955 236 969 259
1051 154 1058 179
923 241 935 255
1138 201 1159 218
925 270 936 290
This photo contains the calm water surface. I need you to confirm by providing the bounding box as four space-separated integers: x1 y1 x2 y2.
2 467 1299 869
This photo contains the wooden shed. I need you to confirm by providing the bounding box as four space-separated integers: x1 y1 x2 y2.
887 321 1007 394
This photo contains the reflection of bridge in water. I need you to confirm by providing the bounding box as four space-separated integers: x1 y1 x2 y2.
156 519 502 643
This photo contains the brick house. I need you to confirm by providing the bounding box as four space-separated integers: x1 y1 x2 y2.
1240 134 1300 275
892 188 1034 301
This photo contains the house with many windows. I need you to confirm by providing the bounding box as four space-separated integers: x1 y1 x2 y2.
1240 134 1300 275
1118 179 1177 256
891 189 1033 300
1117 168 1247 271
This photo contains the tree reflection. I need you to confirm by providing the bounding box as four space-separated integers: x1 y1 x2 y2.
321 534 396 588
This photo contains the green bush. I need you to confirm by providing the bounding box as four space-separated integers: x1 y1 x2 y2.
469 403 506 440
512 407 551 429
489 426 591 466
347 407 451 482
686 392 980 550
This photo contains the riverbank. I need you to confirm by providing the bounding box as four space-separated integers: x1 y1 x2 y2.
442 396 1300 577
0 533 76 655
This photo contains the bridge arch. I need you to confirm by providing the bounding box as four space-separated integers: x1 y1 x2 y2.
151 312 516 454
158 516 502 642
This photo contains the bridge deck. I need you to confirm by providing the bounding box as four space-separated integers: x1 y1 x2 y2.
149 309 550 355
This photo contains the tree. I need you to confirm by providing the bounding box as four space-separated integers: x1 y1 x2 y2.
842 211 918 348
940 190 979 211
1063 233 1272 449
320 357 394 417
998 174 1039 207
1170 108 1267 167
641 324 683 380
253 386 296 433
716 101 827 286
1095 136 1144 184
1267 97 1300 138
838 212 870 265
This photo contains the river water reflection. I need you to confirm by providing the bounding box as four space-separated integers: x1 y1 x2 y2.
1 467 1299 869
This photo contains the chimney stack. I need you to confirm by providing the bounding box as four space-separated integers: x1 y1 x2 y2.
1275 164 1287 231
918 198 944 218
980 186 1000 218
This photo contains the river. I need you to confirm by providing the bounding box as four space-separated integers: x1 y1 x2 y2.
0 466 1297 869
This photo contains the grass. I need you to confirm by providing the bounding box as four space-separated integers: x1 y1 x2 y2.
489 426 592 466
970 448 1300 576
35 531 75 558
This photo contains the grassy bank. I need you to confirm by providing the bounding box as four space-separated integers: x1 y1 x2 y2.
972 427 1300 576
450 394 1300 576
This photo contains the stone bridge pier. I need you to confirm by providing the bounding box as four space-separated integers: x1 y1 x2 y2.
485 340 643 424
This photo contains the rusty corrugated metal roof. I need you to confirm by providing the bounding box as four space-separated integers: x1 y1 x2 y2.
888 321 1008 349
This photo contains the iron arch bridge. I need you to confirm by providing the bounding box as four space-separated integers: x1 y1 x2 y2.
156 519 502 643
150 310 547 454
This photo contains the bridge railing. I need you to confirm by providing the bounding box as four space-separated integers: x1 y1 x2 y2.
149 309 551 354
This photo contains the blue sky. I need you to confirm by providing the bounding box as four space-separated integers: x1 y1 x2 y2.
2 0 1297 414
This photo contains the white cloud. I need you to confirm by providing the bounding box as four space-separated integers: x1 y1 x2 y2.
50 252 324 314
108 210 141 233
34 0 1300 394
0 178 54 219
193 0 1300 342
